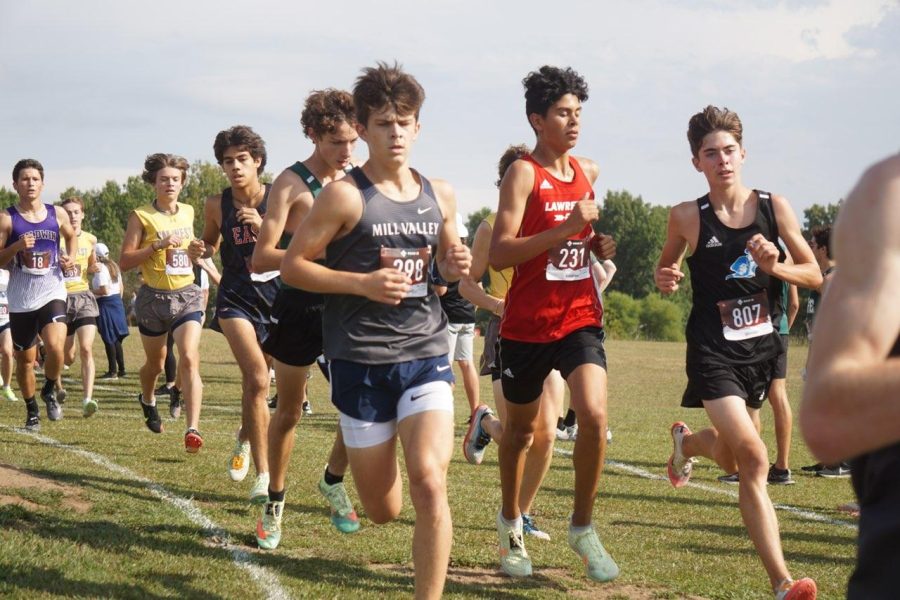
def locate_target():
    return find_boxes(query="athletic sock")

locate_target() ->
[499,512,522,530]
[563,409,577,428]
[323,467,343,486]
[557,417,565,430]
[25,397,38,415]
[268,488,285,502]
[41,379,56,396]
[569,520,591,535]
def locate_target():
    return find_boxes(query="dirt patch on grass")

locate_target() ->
[370,563,709,599]
[0,463,92,513]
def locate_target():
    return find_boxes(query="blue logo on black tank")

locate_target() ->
[725,249,758,280]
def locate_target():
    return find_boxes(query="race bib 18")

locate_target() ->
[20,250,52,276]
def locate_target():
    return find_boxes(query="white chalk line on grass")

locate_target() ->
[2,425,291,600]
[554,447,857,531]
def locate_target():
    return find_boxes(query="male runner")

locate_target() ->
[280,62,470,600]
[119,153,206,451]
[0,159,77,429]
[200,125,276,504]
[488,66,618,582]
[800,153,900,600]
[251,89,361,547]
[655,105,819,599]
[59,197,100,417]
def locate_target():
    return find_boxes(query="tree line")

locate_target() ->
[1,167,839,341]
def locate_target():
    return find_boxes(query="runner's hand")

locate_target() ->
[363,268,412,305]
[188,239,205,260]
[443,243,471,278]
[59,253,75,271]
[591,234,616,260]
[655,263,684,294]
[18,233,35,250]
[563,193,599,234]
[236,207,263,233]
[746,234,778,274]
[155,234,181,250]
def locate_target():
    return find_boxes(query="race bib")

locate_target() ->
[717,291,773,341]
[546,239,590,281]
[380,247,430,298]
[63,264,83,283]
[20,250,52,276]
[165,248,192,276]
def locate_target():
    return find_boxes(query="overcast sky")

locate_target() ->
[1,0,897,222]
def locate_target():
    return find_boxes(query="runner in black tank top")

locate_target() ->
[248,89,361,551]
[201,126,276,505]
[656,106,821,599]
[800,153,900,599]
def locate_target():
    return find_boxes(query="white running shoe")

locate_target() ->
[568,525,619,582]
[249,472,270,505]
[667,421,693,488]
[497,512,532,577]
[228,437,251,482]
[256,499,283,550]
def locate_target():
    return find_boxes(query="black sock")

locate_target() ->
[268,488,285,502]
[563,409,577,428]
[557,417,565,430]
[25,397,38,415]
[41,379,56,396]
[323,467,343,486]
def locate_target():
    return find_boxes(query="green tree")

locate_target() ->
[181,160,229,234]
[0,187,19,209]
[597,190,668,298]
[802,201,841,236]
[464,207,492,245]
[639,294,685,341]
[603,291,641,339]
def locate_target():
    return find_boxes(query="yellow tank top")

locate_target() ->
[134,203,195,290]
[62,230,96,293]
[484,213,513,298]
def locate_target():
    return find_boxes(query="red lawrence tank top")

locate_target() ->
[500,154,603,342]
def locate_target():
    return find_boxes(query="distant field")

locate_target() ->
[0,330,856,599]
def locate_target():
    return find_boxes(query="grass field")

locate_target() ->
[0,330,857,599]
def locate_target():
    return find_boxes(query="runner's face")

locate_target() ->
[358,106,419,166]
[13,168,43,202]
[63,203,83,230]
[154,167,183,202]
[531,94,581,150]
[314,121,358,171]
[221,147,261,188]
[693,131,745,185]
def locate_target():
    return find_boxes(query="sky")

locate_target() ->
[1,0,898,222]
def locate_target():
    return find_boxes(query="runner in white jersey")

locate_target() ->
[0,268,17,402]
[0,159,77,430]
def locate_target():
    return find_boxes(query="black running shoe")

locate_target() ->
[41,384,62,421]
[801,462,824,472]
[155,383,173,397]
[139,394,163,433]
[767,465,795,485]
[99,372,119,380]
[169,388,182,419]
[267,394,278,409]
[24,412,40,431]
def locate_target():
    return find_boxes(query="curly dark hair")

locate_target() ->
[811,225,832,259]
[301,89,356,140]
[353,61,425,126]
[213,125,267,175]
[13,158,44,182]
[687,105,743,158]
[141,153,189,185]
[523,66,589,121]
[496,144,530,187]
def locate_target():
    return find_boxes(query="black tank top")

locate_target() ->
[218,184,272,284]
[848,335,900,598]
[685,191,785,365]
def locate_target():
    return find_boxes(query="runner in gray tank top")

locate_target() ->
[280,63,471,600]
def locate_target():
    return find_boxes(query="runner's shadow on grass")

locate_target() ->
[683,543,854,566]
[0,564,224,600]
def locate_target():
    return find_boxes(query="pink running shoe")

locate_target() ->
[667,421,693,488]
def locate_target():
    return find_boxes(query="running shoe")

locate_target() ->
[667,421,693,488]
[228,437,251,482]
[817,463,851,478]
[249,472,269,505]
[555,425,571,441]
[24,411,40,431]
[775,577,817,600]
[566,424,578,440]
[606,426,612,445]
[256,499,284,550]
[184,428,203,453]
[767,465,795,485]
[463,404,493,465]
[497,512,532,577]
[302,400,312,415]
[42,393,62,421]
[139,394,163,433]
[155,383,172,397]
[267,394,278,409]
[568,525,619,582]
[3,386,18,402]
[801,462,823,473]
[98,372,118,381]
[522,514,550,541]
[82,398,98,418]
[117,370,127,378]
[169,388,182,419]
[55,387,67,405]
[717,472,740,485]
[318,476,361,533]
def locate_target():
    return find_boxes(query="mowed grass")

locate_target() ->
[0,330,857,599]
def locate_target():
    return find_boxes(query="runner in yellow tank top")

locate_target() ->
[119,153,207,452]
[60,198,101,416]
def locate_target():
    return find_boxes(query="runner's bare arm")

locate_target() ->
[655,201,695,294]
[746,195,821,289]
[801,155,900,463]
[251,170,309,273]
[280,180,410,305]
[56,206,77,270]
[0,212,25,266]
[119,212,155,271]
[200,195,223,259]
[433,178,471,282]
[490,159,596,270]
[459,220,505,315]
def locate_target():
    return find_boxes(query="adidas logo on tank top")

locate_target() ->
[705,236,722,248]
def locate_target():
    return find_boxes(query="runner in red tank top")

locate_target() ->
[488,65,618,583]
